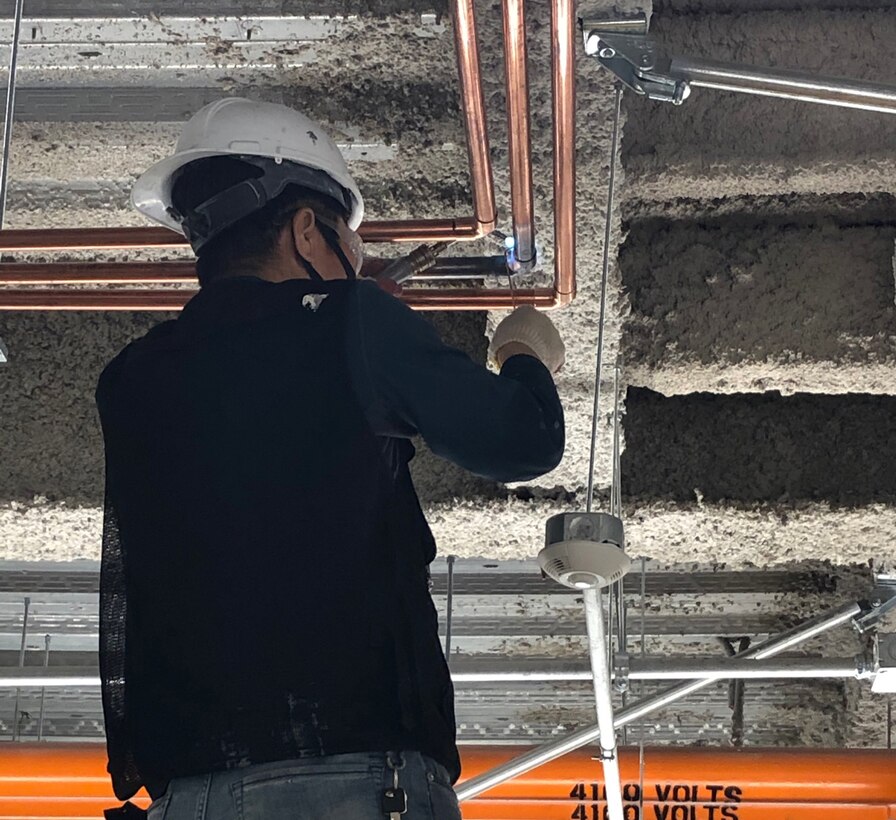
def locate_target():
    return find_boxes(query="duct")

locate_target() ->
[0,0,576,312]
[455,601,862,801]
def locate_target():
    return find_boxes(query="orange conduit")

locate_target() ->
[1,745,895,819]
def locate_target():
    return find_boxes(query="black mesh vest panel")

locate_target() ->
[97,279,458,800]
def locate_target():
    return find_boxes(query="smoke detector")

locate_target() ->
[539,512,631,590]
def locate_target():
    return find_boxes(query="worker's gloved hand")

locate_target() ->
[488,305,565,374]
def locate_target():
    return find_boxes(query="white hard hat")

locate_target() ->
[131,97,364,234]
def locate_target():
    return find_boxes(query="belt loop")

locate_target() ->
[386,751,406,772]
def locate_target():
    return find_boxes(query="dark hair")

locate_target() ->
[171,156,349,287]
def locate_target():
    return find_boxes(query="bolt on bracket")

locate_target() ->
[614,650,631,694]
[853,575,896,634]
[582,21,691,105]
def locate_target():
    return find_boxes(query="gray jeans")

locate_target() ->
[147,751,462,820]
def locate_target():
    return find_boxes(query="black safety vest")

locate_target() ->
[96,279,459,801]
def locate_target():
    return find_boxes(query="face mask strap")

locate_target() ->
[315,217,359,281]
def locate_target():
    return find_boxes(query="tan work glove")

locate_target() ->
[488,305,565,374]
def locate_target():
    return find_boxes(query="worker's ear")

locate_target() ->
[290,207,319,259]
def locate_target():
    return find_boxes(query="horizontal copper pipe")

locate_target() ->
[0,261,194,284]
[0,287,557,311]
[0,226,185,252]
[0,257,508,285]
[0,0,575,311]
[0,217,486,254]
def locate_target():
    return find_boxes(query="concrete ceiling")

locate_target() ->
[0,0,894,750]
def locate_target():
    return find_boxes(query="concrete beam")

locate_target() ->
[622,388,896,503]
[622,9,896,201]
[620,205,896,395]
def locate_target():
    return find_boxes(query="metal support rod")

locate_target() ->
[610,358,622,517]
[11,596,30,742]
[583,587,624,820]
[669,57,896,116]
[445,555,456,661]
[37,635,50,741]
[611,358,627,705]
[0,0,24,226]
[455,601,861,801]
[585,83,623,513]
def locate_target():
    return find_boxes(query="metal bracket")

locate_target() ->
[853,575,896,634]
[614,650,630,694]
[581,16,690,105]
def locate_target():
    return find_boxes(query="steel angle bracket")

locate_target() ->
[581,16,690,105]
[853,575,896,634]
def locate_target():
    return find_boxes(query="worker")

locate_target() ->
[96,98,566,820]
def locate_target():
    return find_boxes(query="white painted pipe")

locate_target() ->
[452,657,863,682]
[583,587,624,820]
[0,656,864,688]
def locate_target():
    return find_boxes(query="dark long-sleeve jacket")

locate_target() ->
[95,275,564,801]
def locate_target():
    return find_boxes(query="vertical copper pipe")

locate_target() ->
[453,0,498,234]
[551,0,576,304]
[502,0,536,268]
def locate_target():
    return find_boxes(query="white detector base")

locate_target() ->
[539,512,631,590]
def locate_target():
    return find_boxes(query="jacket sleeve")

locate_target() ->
[347,281,565,483]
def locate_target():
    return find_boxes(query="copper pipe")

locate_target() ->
[551,0,576,305]
[359,216,483,243]
[0,287,557,311]
[0,227,184,252]
[502,0,536,267]
[454,0,497,233]
[0,218,485,253]
[0,0,576,311]
[0,262,195,284]
[0,257,508,285]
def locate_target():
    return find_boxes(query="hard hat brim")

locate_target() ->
[131,148,234,236]
[132,148,365,235]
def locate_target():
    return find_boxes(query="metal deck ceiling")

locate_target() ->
[0,558,872,748]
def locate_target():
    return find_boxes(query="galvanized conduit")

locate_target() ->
[456,602,862,801]
[0,656,865,688]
